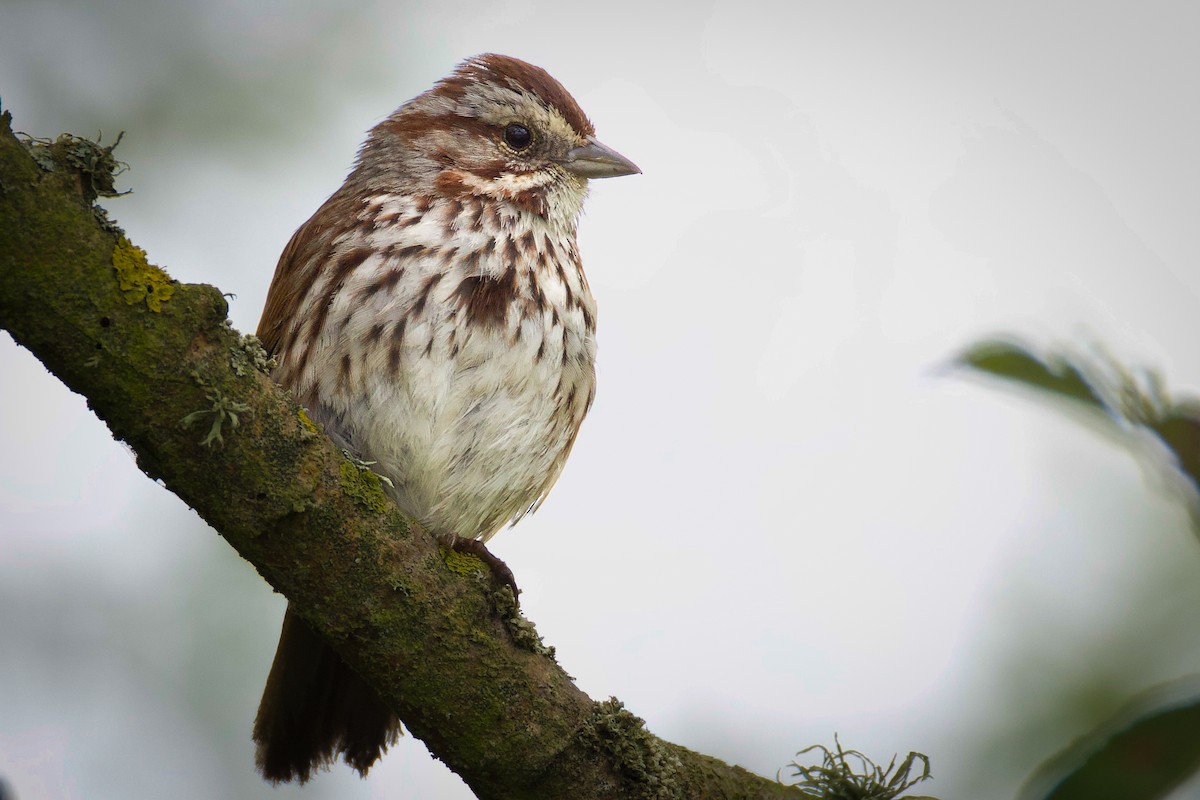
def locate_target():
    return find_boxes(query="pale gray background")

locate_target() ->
[2,2,1199,798]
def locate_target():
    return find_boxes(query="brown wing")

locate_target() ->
[257,191,362,359]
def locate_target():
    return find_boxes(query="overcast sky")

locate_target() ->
[3,2,1200,798]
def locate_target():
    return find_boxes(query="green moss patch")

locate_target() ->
[442,546,485,577]
[340,460,391,514]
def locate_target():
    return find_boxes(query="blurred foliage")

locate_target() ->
[960,338,1200,529]
[4,0,415,155]
[1021,682,1200,800]
[961,337,1200,799]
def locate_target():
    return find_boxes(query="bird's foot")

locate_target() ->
[448,536,520,605]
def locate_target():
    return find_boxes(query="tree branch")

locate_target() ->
[0,107,803,799]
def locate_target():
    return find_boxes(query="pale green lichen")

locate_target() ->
[229,329,276,376]
[181,389,251,447]
[339,460,391,513]
[19,130,128,200]
[112,236,175,311]
[492,586,556,658]
[582,698,683,800]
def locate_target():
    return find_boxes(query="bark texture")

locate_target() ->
[0,108,803,799]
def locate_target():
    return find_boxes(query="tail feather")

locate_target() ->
[253,606,401,783]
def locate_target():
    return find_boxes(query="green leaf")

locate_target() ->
[957,337,1200,530]
[958,340,1105,410]
[1023,686,1200,800]
[1149,405,1200,495]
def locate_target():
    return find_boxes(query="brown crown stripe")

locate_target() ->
[436,54,595,138]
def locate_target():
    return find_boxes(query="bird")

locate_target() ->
[250,53,639,783]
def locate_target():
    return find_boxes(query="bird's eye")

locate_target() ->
[503,123,533,151]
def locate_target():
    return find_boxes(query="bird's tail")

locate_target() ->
[253,605,401,783]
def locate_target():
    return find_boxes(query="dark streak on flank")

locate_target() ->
[502,236,520,267]
[518,229,537,257]
[299,246,375,370]
[387,319,407,375]
[454,269,518,328]
[412,272,443,316]
[359,267,405,300]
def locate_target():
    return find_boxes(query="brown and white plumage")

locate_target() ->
[252,54,638,783]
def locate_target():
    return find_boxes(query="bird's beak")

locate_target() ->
[559,136,641,179]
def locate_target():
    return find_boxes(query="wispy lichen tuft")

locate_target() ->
[181,390,251,447]
[785,735,932,799]
[19,129,128,201]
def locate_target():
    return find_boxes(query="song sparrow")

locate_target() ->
[251,54,639,783]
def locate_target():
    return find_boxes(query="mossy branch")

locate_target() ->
[0,108,821,798]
